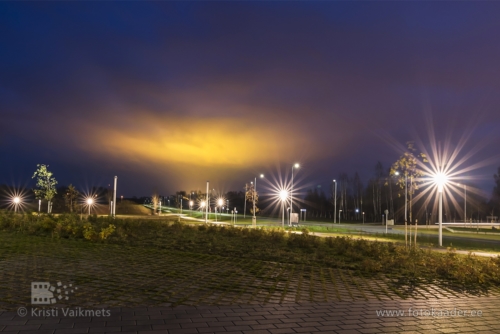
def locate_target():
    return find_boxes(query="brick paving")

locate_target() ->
[2,232,500,332]
[2,238,499,311]
[1,297,500,333]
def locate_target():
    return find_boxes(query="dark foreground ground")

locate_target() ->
[2,297,500,334]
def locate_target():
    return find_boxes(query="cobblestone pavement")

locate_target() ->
[2,236,500,311]
[2,233,500,332]
[1,296,500,333]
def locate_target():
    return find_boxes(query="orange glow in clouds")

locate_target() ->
[81,113,316,168]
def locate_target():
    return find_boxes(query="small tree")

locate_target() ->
[151,192,159,214]
[390,142,427,247]
[64,184,79,213]
[245,184,260,215]
[32,164,58,213]
[390,142,427,222]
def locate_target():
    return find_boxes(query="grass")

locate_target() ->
[367,231,500,252]
[1,211,500,297]
[451,227,500,234]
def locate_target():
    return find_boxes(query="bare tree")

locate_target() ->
[64,184,79,213]
[151,192,159,214]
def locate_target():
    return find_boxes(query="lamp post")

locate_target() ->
[217,198,224,221]
[464,184,467,223]
[333,179,337,224]
[339,209,342,224]
[244,183,247,219]
[205,181,209,224]
[279,190,289,228]
[13,197,21,213]
[434,172,447,247]
[439,184,443,246]
[362,212,365,224]
[86,198,94,216]
[200,200,206,219]
[290,163,299,226]
[159,200,162,216]
[253,174,264,227]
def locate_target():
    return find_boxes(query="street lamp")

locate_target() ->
[434,172,448,247]
[362,212,365,224]
[253,174,264,227]
[217,198,224,221]
[333,180,337,224]
[13,196,21,213]
[457,183,467,223]
[339,209,342,224]
[279,190,289,228]
[290,163,299,226]
[200,200,206,218]
[189,200,193,210]
[86,197,94,216]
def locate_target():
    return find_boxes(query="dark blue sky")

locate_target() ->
[1,2,500,197]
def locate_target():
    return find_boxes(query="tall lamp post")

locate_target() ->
[339,209,342,224]
[456,183,467,224]
[333,179,337,224]
[205,181,209,224]
[86,198,94,216]
[253,174,264,227]
[13,197,21,213]
[463,184,467,223]
[244,183,247,219]
[290,163,299,226]
[279,190,289,228]
[217,198,224,221]
[200,201,206,219]
[434,172,447,247]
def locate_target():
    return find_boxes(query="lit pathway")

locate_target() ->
[2,296,500,333]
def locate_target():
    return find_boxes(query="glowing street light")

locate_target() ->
[217,198,224,221]
[279,189,289,228]
[290,163,300,226]
[434,171,448,247]
[13,196,21,213]
[189,200,194,210]
[200,200,206,220]
[86,197,94,215]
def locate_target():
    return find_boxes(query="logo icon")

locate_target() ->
[31,281,77,305]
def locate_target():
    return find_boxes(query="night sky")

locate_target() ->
[2,2,500,197]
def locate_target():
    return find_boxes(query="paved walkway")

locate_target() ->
[2,296,500,334]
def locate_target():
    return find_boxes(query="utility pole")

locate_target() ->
[113,176,117,217]
[333,179,337,224]
[205,181,209,224]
